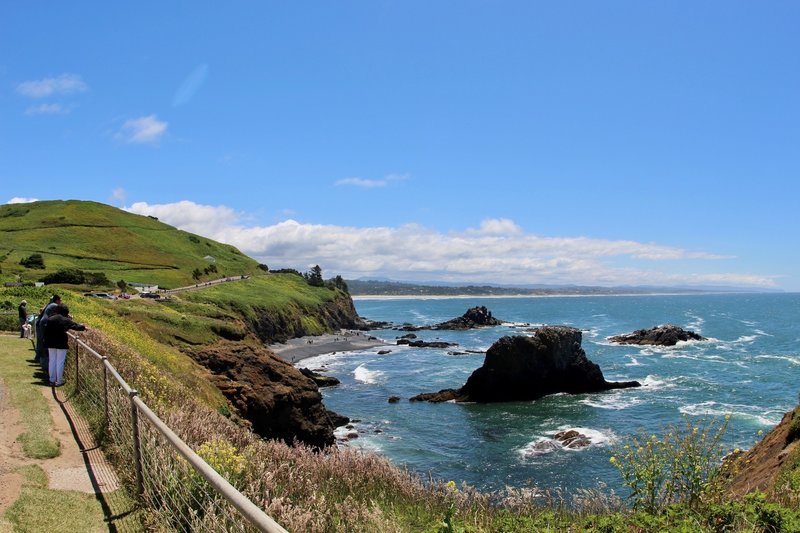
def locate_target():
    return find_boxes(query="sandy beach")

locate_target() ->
[268,330,389,364]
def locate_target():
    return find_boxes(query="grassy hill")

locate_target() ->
[0,200,260,289]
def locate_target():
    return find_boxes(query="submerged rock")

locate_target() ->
[410,326,640,403]
[609,324,705,346]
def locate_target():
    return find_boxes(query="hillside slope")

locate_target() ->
[0,200,363,447]
[0,200,259,288]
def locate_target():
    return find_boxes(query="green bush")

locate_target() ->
[19,254,45,269]
[610,416,729,513]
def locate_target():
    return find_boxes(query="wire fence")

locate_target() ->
[65,333,289,533]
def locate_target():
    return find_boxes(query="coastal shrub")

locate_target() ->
[610,416,729,513]
[39,268,110,286]
[19,253,45,269]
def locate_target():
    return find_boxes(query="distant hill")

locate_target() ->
[0,200,261,289]
[345,279,771,297]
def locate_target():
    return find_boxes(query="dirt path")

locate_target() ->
[0,381,25,515]
[0,368,120,515]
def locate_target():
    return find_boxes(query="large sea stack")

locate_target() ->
[410,326,640,403]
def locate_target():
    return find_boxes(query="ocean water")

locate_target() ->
[300,293,800,494]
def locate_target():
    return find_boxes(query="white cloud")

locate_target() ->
[126,201,239,236]
[335,173,408,188]
[117,115,168,144]
[16,74,88,98]
[25,103,67,115]
[7,197,39,204]
[123,200,776,288]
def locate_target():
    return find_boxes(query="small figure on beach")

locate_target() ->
[44,304,87,387]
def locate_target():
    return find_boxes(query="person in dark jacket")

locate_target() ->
[35,294,61,367]
[44,304,86,386]
[18,300,28,338]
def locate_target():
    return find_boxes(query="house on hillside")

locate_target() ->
[129,282,159,293]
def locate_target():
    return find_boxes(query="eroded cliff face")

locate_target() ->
[249,294,362,343]
[191,342,345,448]
[723,407,800,499]
[185,292,360,448]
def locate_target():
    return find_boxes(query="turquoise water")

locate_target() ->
[302,293,800,494]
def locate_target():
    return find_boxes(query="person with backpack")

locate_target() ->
[44,304,87,387]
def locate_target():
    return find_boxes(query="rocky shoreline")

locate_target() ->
[268,330,388,363]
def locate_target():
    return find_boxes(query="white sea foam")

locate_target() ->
[753,329,773,337]
[755,355,800,366]
[354,364,384,384]
[580,392,641,410]
[642,375,673,389]
[679,401,783,426]
[685,313,705,333]
[625,357,643,367]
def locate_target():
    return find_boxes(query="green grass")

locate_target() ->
[5,465,142,533]
[0,200,261,288]
[0,336,60,459]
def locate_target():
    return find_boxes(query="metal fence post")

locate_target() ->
[129,389,144,498]
[102,357,109,432]
[74,337,80,392]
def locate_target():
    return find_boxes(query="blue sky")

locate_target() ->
[2,2,798,290]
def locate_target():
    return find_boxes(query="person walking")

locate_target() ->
[18,300,28,338]
[44,304,86,387]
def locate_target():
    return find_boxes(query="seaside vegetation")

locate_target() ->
[1,201,798,530]
[2,285,799,531]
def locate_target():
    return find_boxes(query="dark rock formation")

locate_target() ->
[377,350,392,355]
[388,396,401,403]
[394,306,504,332]
[397,339,458,349]
[410,326,640,403]
[434,306,503,330]
[192,342,345,447]
[553,429,592,449]
[299,367,341,388]
[609,324,705,346]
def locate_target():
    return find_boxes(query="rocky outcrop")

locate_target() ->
[397,339,458,349]
[298,367,341,388]
[410,326,640,403]
[609,325,705,346]
[434,306,503,330]
[723,407,800,498]
[396,306,503,332]
[250,293,363,343]
[192,342,345,448]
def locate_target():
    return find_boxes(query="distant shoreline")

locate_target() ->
[350,291,752,301]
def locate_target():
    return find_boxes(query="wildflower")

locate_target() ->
[446,480,457,491]
[758,430,764,436]
[609,456,617,464]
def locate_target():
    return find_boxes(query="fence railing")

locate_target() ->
[66,332,288,533]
